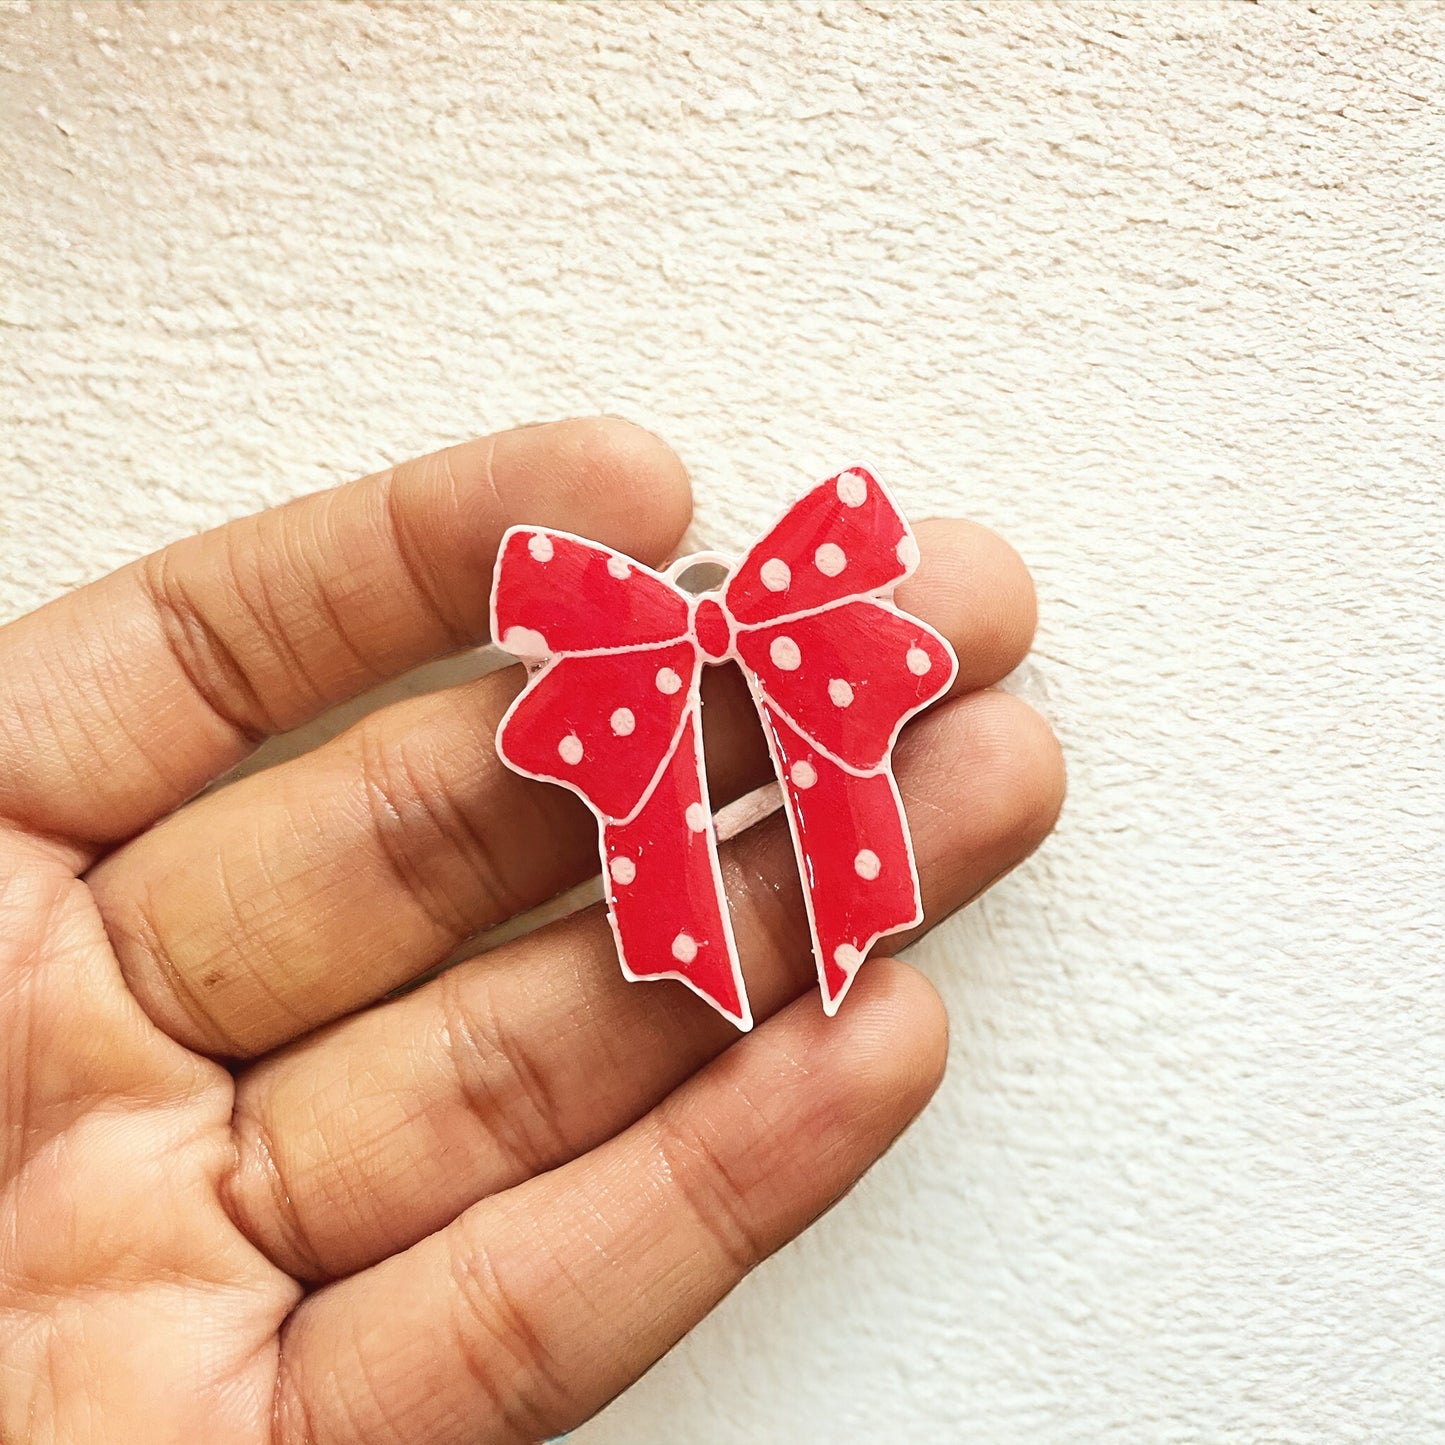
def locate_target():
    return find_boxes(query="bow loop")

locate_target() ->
[734,601,955,774]
[496,644,700,825]
[724,467,919,626]
[490,527,691,659]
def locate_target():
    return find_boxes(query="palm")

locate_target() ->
[0,421,1060,1445]
[2,893,293,1441]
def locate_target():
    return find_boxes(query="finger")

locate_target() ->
[89,518,1036,1057]
[225,687,1062,1281]
[273,958,947,1445]
[0,418,692,851]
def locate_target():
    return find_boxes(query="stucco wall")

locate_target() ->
[3,3,1441,1440]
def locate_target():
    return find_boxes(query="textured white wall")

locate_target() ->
[3,2,1442,1440]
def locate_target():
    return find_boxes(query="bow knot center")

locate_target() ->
[692,596,733,660]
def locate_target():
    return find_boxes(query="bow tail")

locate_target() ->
[599,704,752,1031]
[756,701,924,1014]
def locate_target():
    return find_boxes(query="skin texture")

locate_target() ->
[0,419,1063,1445]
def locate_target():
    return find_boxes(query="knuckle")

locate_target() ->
[96,854,300,1058]
[137,544,275,742]
[355,723,473,942]
[654,1111,769,1277]
[439,968,574,1184]
[353,717,523,943]
[448,1215,581,1440]
[98,881,235,1055]
[222,1089,330,1283]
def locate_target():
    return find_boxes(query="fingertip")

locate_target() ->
[828,958,950,1126]
[767,959,948,1151]
[969,689,1066,856]
[903,687,1065,888]
[387,418,693,622]
[907,519,1038,692]
[506,416,694,566]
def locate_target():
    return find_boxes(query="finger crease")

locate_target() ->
[379,464,473,651]
[654,1110,769,1277]
[223,1099,330,1284]
[114,883,234,1055]
[137,548,269,746]
[270,1339,319,1445]
[356,728,478,947]
[220,523,328,723]
[302,522,382,688]
[415,759,532,927]
[447,1217,578,1441]
[440,968,573,1183]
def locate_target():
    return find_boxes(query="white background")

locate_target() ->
[3,3,1442,1440]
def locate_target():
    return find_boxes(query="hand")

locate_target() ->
[0,420,1062,1444]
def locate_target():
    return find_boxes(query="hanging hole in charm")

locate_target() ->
[668,553,732,595]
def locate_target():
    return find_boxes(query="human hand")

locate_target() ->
[0,420,1063,1444]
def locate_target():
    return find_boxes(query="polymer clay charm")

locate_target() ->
[490,466,958,1029]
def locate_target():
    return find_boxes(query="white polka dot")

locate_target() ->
[672,932,698,964]
[500,625,548,659]
[609,856,636,885]
[834,943,864,976]
[760,557,791,592]
[610,707,636,736]
[814,542,847,577]
[607,555,630,579]
[896,535,920,570]
[854,849,881,881]
[836,470,868,507]
[528,532,554,563]
[557,733,583,765]
[655,667,683,695]
[906,646,932,676]
[789,759,818,789]
[770,635,802,671]
[828,678,854,707]
[685,802,708,833]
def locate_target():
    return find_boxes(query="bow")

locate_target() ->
[490,466,957,1029]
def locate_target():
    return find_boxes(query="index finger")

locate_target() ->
[0,419,691,853]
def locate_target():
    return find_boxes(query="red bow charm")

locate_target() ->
[490,466,957,1029]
